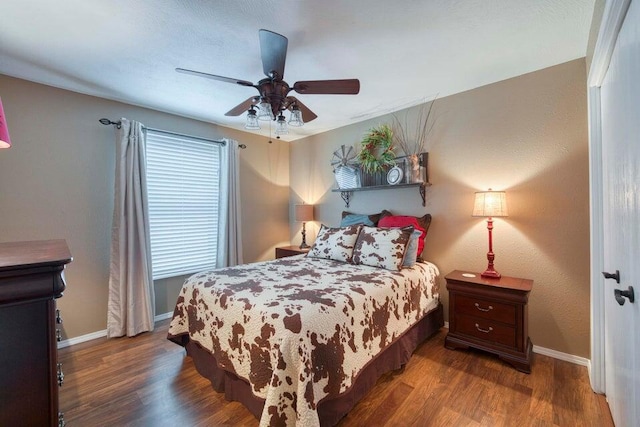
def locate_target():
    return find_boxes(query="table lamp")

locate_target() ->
[472,189,508,278]
[295,204,314,249]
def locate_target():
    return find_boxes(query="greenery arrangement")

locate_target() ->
[392,97,437,156]
[358,124,396,173]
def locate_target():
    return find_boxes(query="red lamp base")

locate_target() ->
[481,218,501,279]
[481,267,501,279]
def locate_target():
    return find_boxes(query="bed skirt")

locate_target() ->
[169,302,443,426]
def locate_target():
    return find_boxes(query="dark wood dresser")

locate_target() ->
[444,270,533,373]
[0,240,72,426]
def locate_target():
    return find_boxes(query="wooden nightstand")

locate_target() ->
[444,270,533,373]
[275,245,309,259]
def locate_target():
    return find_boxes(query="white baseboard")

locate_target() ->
[57,311,173,349]
[441,323,589,367]
[154,311,174,322]
[58,329,107,349]
[532,344,590,367]
[60,314,590,368]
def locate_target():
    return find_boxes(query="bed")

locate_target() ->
[167,221,443,426]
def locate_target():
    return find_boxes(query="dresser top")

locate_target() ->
[445,270,533,292]
[0,240,72,271]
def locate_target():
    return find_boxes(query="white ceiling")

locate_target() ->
[0,0,595,142]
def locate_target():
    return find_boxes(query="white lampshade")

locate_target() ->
[295,204,314,222]
[472,190,508,218]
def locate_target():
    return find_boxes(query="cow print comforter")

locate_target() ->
[167,255,440,426]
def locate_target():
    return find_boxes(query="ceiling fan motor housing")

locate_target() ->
[258,78,291,118]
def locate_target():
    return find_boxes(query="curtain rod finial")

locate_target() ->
[99,118,122,129]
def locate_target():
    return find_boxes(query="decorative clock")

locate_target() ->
[386,166,403,185]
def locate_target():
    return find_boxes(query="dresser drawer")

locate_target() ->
[454,294,516,325]
[455,313,516,348]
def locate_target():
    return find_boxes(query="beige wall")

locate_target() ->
[289,59,590,358]
[0,75,290,340]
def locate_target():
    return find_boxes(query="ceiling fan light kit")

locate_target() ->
[275,114,289,135]
[257,99,274,121]
[288,105,304,127]
[177,29,359,135]
[244,107,260,130]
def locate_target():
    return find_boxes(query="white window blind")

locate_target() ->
[145,130,222,280]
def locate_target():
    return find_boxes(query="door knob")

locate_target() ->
[602,270,620,283]
[614,286,635,306]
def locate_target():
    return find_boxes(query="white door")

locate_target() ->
[599,0,640,425]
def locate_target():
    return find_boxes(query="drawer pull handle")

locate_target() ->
[57,363,64,386]
[56,329,62,342]
[475,323,493,333]
[56,309,63,324]
[474,303,493,312]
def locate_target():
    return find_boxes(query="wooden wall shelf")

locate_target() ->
[331,152,430,207]
[332,182,430,208]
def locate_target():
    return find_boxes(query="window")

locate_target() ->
[145,130,223,280]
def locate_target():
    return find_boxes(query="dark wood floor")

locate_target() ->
[59,320,613,426]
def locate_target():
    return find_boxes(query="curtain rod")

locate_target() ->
[98,118,246,149]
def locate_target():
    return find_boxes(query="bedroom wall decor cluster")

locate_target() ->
[331,151,430,207]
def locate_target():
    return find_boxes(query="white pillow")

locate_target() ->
[307,224,362,263]
[352,226,414,270]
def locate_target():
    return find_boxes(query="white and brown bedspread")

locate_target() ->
[167,255,440,426]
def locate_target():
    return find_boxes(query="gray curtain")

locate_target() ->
[107,118,155,337]
[217,138,243,267]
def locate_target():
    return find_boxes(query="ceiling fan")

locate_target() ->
[176,29,360,132]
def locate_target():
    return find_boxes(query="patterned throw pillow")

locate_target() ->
[307,224,362,263]
[352,226,414,271]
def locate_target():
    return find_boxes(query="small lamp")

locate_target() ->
[0,97,11,149]
[295,204,314,249]
[472,189,508,278]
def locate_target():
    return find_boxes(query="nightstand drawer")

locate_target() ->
[456,314,516,348]
[455,294,516,325]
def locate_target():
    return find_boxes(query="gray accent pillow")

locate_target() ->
[340,213,375,227]
[402,229,423,267]
[340,211,383,226]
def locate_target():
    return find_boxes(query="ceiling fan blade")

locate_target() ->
[176,68,254,87]
[293,79,360,95]
[225,96,260,116]
[287,96,317,123]
[259,29,288,79]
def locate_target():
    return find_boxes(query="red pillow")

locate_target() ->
[378,215,427,256]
